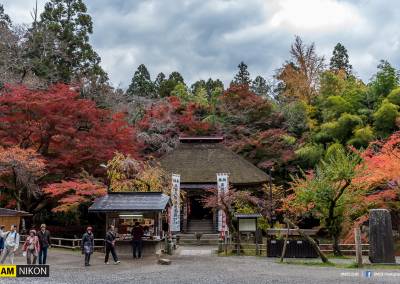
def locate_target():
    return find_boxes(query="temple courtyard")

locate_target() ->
[1,247,400,284]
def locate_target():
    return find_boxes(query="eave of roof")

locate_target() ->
[0,208,32,217]
[88,192,171,213]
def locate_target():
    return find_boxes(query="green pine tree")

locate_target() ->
[232,61,251,86]
[329,43,352,75]
[251,75,270,97]
[32,0,107,83]
[126,64,155,98]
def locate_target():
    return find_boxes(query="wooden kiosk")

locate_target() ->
[89,192,171,257]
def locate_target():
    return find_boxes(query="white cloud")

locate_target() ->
[268,0,365,33]
[2,0,400,88]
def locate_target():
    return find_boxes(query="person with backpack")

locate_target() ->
[37,224,51,264]
[22,229,40,264]
[0,224,20,264]
[81,226,95,266]
[104,225,120,265]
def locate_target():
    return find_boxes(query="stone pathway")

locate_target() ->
[1,248,399,284]
[178,245,217,256]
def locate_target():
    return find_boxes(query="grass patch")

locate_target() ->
[279,260,335,267]
[345,262,400,270]
[325,253,351,259]
[278,259,400,270]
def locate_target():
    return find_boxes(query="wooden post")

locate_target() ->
[283,217,329,263]
[280,221,290,262]
[355,227,363,267]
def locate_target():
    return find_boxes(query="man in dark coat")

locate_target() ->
[104,225,120,264]
[37,224,51,264]
[81,226,94,266]
[131,222,144,259]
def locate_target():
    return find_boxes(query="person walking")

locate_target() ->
[81,226,94,266]
[0,224,20,264]
[22,229,40,264]
[37,224,51,264]
[104,225,120,265]
[131,222,144,259]
[0,225,5,256]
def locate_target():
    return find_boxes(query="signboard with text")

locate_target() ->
[217,173,229,232]
[170,174,181,232]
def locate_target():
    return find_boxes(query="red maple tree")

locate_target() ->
[0,84,139,176]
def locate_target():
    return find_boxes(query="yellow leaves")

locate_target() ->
[107,152,171,193]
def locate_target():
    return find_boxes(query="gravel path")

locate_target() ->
[1,247,399,284]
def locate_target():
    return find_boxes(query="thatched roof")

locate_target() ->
[160,140,268,185]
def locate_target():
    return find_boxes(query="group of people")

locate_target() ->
[0,222,146,267]
[81,222,144,267]
[0,224,51,265]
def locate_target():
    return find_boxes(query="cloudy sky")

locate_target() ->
[3,0,400,88]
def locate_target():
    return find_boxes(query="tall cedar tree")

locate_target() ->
[251,75,270,97]
[36,0,107,83]
[126,64,155,98]
[329,43,352,75]
[232,61,251,86]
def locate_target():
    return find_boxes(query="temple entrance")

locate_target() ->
[183,192,216,233]
[189,195,212,220]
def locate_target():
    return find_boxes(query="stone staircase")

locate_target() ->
[177,233,220,245]
[177,219,219,245]
[187,219,215,234]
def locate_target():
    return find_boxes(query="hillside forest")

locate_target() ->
[0,1,399,249]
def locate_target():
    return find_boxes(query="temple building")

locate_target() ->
[160,136,269,233]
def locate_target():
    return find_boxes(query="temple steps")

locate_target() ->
[176,219,219,245]
[176,233,220,245]
[186,219,216,234]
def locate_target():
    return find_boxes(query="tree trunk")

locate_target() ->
[332,235,342,256]
[280,221,290,262]
[284,217,329,263]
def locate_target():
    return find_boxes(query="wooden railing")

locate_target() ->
[20,235,105,250]
[219,241,369,256]
[319,243,370,255]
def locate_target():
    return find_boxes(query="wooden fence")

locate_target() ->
[19,235,369,256]
[219,242,369,256]
[20,235,105,250]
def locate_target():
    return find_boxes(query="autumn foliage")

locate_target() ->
[0,84,138,175]
[0,146,46,211]
[43,179,107,212]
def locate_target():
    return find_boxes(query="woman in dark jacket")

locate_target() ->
[81,226,94,266]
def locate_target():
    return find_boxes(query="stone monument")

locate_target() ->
[369,209,396,264]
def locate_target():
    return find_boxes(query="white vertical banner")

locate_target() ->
[170,174,181,232]
[217,173,229,232]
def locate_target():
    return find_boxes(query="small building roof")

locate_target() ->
[234,213,262,219]
[160,141,269,185]
[88,192,170,212]
[0,208,32,217]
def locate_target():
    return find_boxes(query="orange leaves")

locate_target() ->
[354,131,400,205]
[43,180,107,212]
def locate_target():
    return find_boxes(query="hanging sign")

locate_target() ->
[170,174,181,232]
[217,173,229,232]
